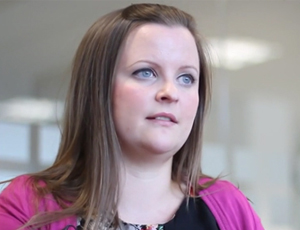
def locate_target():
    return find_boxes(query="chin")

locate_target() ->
[142,142,183,156]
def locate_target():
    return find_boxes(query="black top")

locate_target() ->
[76,197,220,230]
[164,197,220,230]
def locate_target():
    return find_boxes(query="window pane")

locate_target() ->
[0,122,29,163]
[39,124,60,166]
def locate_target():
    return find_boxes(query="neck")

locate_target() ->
[118,155,185,224]
[120,155,174,191]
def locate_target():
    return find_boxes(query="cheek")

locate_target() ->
[184,94,199,120]
[113,83,148,142]
[113,83,146,123]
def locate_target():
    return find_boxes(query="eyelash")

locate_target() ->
[132,68,156,79]
[178,74,195,85]
[132,68,195,85]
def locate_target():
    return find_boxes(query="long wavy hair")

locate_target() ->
[21,3,213,229]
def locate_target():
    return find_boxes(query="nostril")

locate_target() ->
[161,96,169,100]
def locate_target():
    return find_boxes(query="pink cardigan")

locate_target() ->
[0,175,264,229]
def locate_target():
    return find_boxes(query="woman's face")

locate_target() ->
[113,23,199,158]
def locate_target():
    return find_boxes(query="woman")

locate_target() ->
[0,3,264,230]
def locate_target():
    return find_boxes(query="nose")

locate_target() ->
[155,80,179,103]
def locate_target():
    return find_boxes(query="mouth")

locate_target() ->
[146,113,178,123]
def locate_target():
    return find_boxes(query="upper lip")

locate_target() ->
[146,112,178,123]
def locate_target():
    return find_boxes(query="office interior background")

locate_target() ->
[0,1,299,229]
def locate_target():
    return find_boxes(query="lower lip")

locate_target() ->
[146,118,176,127]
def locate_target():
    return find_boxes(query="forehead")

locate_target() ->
[117,23,199,69]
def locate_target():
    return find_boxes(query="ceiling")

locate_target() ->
[0,0,299,123]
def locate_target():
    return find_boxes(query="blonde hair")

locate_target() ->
[23,3,213,229]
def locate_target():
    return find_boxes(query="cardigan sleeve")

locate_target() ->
[199,179,264,230]
[0,175,77,230]
[0,175,36,230]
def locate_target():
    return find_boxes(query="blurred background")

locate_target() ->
[0,0,299,229]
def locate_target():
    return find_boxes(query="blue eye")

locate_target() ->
[178,75,194,85]
[132,68,156,79]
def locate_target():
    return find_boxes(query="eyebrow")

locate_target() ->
[127,60,199,75]
[178,65,199,75]
[126,60,158,69]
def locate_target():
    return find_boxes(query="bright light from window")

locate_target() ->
[208,37,282,70]
[0,98,63,124]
